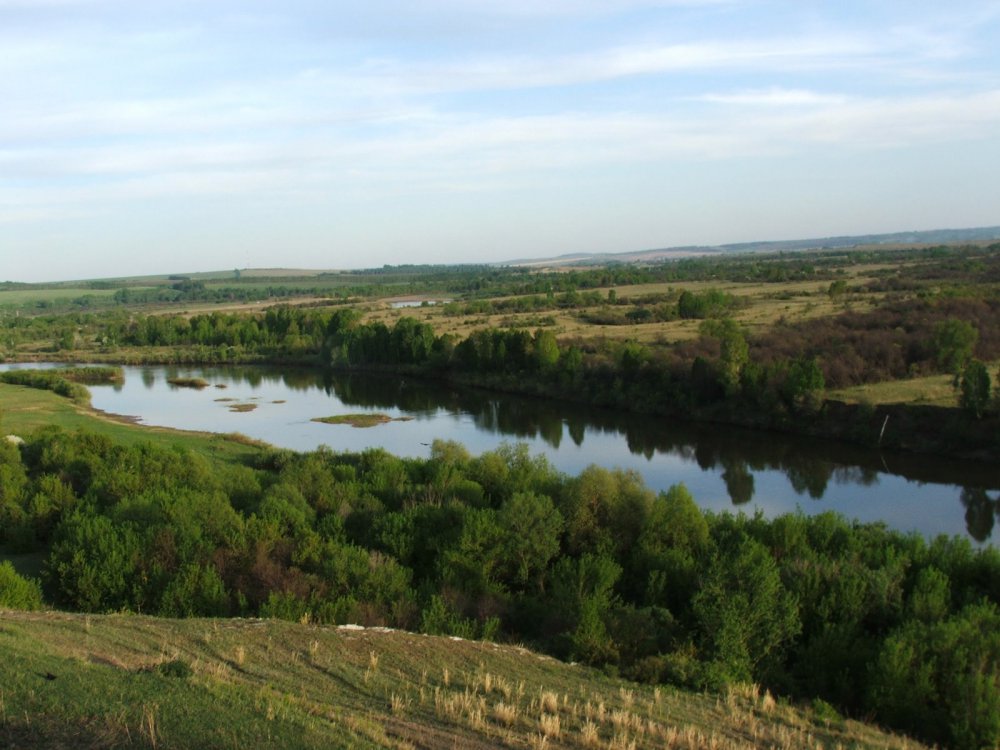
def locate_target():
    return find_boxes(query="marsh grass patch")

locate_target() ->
[311,413,414,428]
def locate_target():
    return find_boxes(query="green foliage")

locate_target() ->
[420,594,479,639]
[907,566,951,623]
[632,484,708,610]
[933,318,978,380]
[551,553,622,665]
[533,329,560,370]
[159,563,230,617]
[677,288,737,319]
[959,359,991,417]
[870,602,1000,750]
[8,426,1000,748]
[44,512,142,612]
[782,357,825,411]
[700,318,748,393]
[0,561,43,610]
[0,369,91,405]
[692,531,800,684]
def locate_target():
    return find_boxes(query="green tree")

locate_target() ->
[692,532,800,684]
[44,512,142,612]
[933,318,978,383]
[0,561,43,610]
[159,562,230,617]
[533,329,560,371]
[442,508,506,594]
[870,602,1000,750]
[632,484,709,612]
[959,359,991,417]
[700,318,748,395]
[783,357,825,412]
[551,553,622,665]
[497,491,563,589]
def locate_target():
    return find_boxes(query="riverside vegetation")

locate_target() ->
[0,384,998,748]
[2,243,1000,748]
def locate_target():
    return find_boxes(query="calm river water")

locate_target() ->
[7,363,1000,544]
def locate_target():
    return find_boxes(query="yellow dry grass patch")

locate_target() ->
[829,361,1000,407]
[0,611,927,750]
[354,274,886,347]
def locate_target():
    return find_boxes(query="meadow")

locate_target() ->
[0,610,924,750]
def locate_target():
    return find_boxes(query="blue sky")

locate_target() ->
[2,0,999,282]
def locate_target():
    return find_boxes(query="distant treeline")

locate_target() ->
[6,291,1000,445]
[2,428,999,749]
[319,298,1000,424]
[9,243,998,314]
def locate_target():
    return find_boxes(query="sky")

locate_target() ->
[2,1,999,282]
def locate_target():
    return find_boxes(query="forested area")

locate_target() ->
[2,428,1000,748]
[318,301,1000,433]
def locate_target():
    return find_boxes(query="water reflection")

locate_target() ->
[312,370,1000,542]
[5,363,998,543]
[961,488,1000,543]
[721,459,755,506]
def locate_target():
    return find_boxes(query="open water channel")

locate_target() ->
[7,363,1000,544]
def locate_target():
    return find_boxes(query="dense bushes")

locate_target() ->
[750,297,1000,389]
[3,427,1000,747]
[0,561,43,610]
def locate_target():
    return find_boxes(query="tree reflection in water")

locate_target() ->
[961,488,998,543]
[79,364,1000,544]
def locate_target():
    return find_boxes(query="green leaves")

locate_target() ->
[959,358,991,417]
[0,561,43,610]
[692,532,800,685]
[933,318,978,380]
[871,602,1000,750]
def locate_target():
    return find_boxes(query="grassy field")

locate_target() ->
[0,383,264,465]
[358,276,883,346]
[829,373,961,407]
[0,610,924,750]
[0,287,121,305]
[828,360,1000,407]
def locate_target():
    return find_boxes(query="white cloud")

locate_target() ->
[700,88,850,107]
[4,85,998,223]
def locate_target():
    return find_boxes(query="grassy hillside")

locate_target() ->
[0,382,264,464]
[0,610,923,750]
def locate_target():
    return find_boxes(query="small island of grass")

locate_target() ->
[311,413,413,428]
[228,403,257,413]
[167,377,210,389]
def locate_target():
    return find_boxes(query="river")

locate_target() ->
[6,363,999,544]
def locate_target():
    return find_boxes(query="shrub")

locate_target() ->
[0,561,43,610]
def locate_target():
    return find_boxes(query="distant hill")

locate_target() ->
[501,225,1000,268]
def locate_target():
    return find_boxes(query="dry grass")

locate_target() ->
[353,272,886,349]
[0,611,929,750]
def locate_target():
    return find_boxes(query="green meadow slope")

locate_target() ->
[0,610,923,750]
